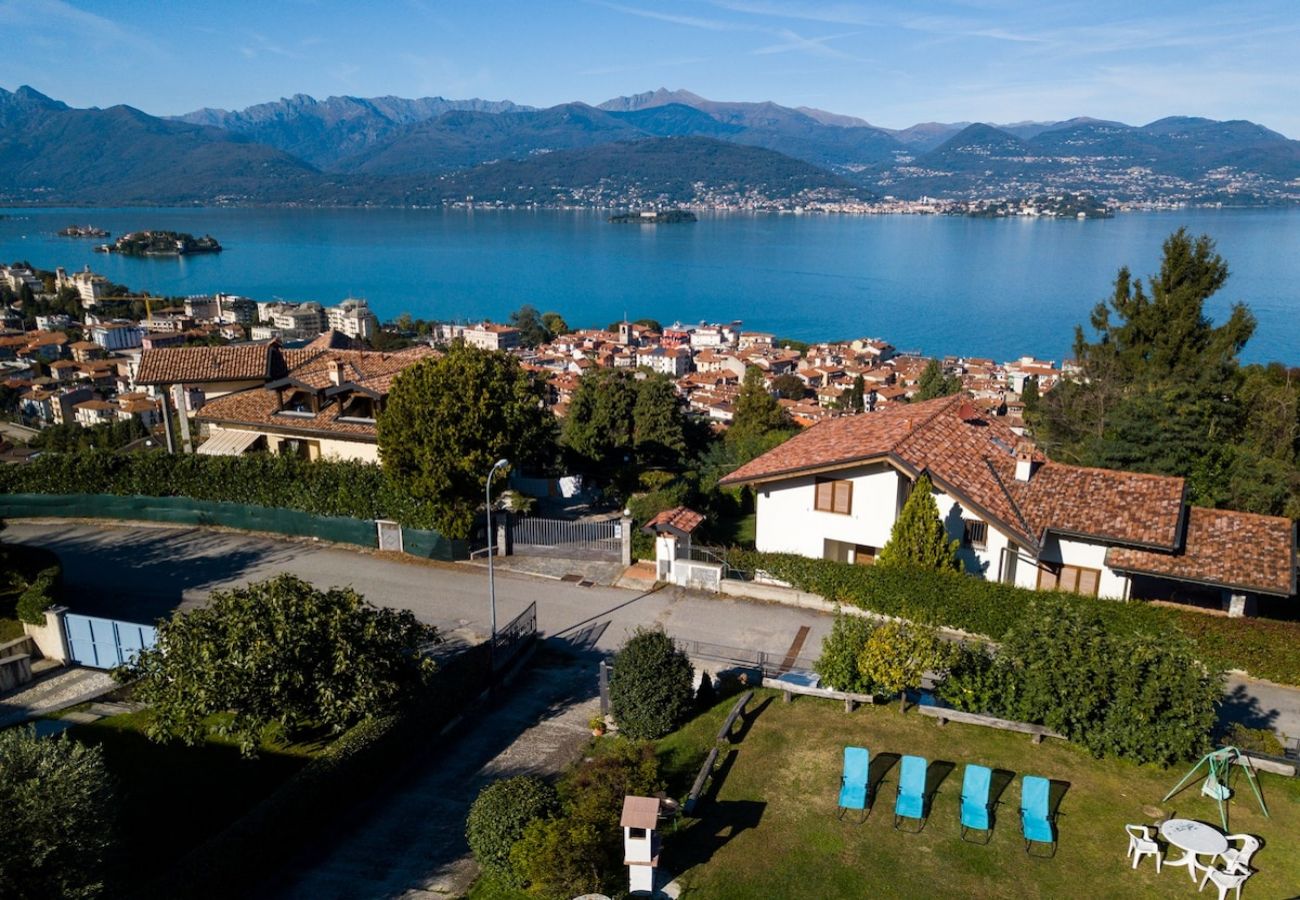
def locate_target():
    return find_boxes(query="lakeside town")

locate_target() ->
[0,257,1058,453]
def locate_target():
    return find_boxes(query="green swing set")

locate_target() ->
[1162,746,1269,829]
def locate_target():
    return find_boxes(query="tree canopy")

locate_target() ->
[728,366,791,444]
[0,728,113,900]
[540,311,569,337]
[123,574,439,756]
[1029,228,1299,515]
[875,474,961,571]
[378,342,557,537]
[915,359,963,401]
[563,369,687,477]
[508,304,552,348]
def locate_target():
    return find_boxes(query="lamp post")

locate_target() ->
[485,458,510,664]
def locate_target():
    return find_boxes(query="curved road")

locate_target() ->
[6,520,1296,742]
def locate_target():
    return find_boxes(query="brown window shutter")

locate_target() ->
[1037,566,1059,591]
[833,480,853,514]
[815,480,833,511]
[1077,568,1100,597]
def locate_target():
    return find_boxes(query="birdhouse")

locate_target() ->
[621,795,661,895]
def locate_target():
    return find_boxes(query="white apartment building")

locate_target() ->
[90,321,144,352]
[463,322,521,351]
[55,266,110,307]
[326,298,378,340]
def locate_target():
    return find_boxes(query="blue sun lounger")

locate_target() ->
[838,746,869,820]
[960,764,993,842]
[1020,775,1056,855]
[894,754,929,831]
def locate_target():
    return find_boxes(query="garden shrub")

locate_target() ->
[609,627,695,740]
[466,775,559,886]
[813,610,875,693]
[937,598,1221,765]
[0,727,113,900]
[510,740,662,899]
[1222,723,1286,756]
[856,620,948,711]
[724,549,1300,687]
[15,565,60,624]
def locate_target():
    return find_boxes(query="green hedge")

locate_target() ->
[149,641,500,899]
[0,451,438,528]
[725,550,1300,687]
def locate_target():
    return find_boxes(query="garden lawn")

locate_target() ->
[658,691,1300,899]
[66,710,322,893]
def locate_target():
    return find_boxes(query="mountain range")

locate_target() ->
[3,84,1299,207]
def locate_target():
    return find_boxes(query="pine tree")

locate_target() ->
[849,373,865,413]
[875,474,961,571]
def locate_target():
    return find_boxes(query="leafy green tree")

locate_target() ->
[728,366,789,443]
[466,776,560,887]
[814,610,875,693]
[771,372,806,400]
[609,627,694,740]
[123,574,439,756]
[378,343,556,538]
[563,370,687,476]
[857,620,947,711]
[540,311,569,337]
[509,304,552,347]
[875,474,961,571]
[0,728,113,900]
[915,359,962,401]
[634,318,663,334]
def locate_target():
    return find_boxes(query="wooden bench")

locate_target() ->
[683,746,720,815]
[760,676,875,712]
[715,690,754,744]
[917,705,1064,744]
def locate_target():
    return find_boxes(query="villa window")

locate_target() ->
[962,519,988,550]
[814,477,853,515]
[1038,563,1101,597]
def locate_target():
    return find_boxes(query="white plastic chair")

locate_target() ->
[1219,834,1260,874]
[1200,865,1252,900]
[1125,824,1162,872]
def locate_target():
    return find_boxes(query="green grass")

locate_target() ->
[67,710,323,892]
[0,616,22,642]
[659,691,1300,899]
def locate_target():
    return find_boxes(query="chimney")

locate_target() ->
[329,359,346,386]
[1015,444,1038,482]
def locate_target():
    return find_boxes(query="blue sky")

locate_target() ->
[3,0,1298,136]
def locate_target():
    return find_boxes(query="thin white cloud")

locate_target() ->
[0,0,165,57]
[752,28,865,60]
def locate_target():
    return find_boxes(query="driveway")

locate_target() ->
[6,520,1298,743]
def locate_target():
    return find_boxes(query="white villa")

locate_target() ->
[721,396,1296,616]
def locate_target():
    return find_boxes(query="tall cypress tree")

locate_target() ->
[876,474,962,571]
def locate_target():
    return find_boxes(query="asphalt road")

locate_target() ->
[6,520,1296,742]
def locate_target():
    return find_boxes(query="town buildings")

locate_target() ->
[463,322,522,351]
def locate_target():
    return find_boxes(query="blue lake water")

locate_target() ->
[2,206,1298,364]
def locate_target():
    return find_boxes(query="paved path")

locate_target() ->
[7,520,1299,744]
[0,666,116,729]
[262,648,599,900]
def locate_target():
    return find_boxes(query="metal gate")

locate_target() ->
[64,614,157,669]
[509,515,622,560]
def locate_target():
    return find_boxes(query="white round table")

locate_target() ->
[1160,819,1228,881]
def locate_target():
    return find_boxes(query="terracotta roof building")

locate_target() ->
[722,395,1295,613]
[194,344,436,463]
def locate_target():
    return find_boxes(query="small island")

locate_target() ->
[96,230,223,256]
[58,224,110,238]
[608,209,697,224]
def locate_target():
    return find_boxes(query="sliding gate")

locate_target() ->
[508,515,623,560]
[64,614,157,669]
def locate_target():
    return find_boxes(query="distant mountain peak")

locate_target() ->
[597,88,709,112]
[2,85,67,110]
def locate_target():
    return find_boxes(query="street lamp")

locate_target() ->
[485,458,510,662]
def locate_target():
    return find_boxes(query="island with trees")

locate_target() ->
[97,230,222,256]
[956,193,1113,219]
[608,209,697,224]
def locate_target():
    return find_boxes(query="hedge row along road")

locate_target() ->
[5,520,1298,742]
